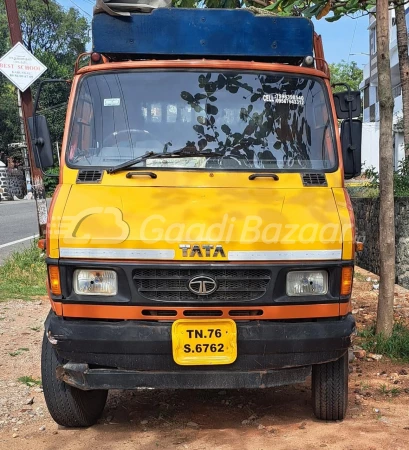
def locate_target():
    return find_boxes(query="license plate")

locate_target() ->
[172,319,237,366]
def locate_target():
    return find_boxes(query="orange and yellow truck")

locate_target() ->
[31,6,362,427]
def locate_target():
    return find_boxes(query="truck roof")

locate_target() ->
[92,8,314,64]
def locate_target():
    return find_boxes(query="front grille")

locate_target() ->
[133,268,271,303]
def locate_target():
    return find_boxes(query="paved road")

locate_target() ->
[0,200,40,264]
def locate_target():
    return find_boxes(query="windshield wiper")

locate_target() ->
[107,151,156,174]
[107,148,223,174]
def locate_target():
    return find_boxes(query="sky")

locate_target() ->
[58,0,370,68]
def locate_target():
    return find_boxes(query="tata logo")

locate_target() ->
[188,276,218,295]
[179,244,226,258]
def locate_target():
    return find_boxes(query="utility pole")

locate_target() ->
[17,91,33,195]
[4,0,47,237]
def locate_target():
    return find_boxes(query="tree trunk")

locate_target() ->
[376,0,395,338]
[395,1,409,156]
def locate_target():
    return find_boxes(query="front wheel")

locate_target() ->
[312,352,349,421]
[41,333,107,427]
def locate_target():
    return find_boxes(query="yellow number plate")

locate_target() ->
[172,319,237,366]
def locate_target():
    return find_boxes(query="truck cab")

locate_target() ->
[33,7,362,427]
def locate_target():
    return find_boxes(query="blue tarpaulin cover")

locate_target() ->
[92,8,314,60]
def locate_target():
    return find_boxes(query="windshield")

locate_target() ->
[67,70,336,171]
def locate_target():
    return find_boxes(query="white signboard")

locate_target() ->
[0,42,47,92]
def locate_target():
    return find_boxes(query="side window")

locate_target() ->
[167,104,178,123]
[79,98,93,151]
[69,92,93,160]
[150,103,162,123]
[370,28,377,56]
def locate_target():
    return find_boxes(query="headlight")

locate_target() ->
[286,270,328,296]
[73,269,118,296]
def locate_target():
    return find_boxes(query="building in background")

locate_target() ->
[359,6,409,171]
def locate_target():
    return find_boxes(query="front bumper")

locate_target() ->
[46,311,355,390]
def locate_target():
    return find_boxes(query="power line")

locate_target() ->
[347,21,358,65]
[68,0,91,17]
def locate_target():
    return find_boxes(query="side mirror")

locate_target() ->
[31,78,71,176]
[28,115,54,170]
[333,90,361,119]
[341,119,362,179]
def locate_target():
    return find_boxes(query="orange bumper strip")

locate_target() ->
[50,300,350,321]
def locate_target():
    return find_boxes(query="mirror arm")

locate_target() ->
[32,79,71,178]
[332,82,357,176]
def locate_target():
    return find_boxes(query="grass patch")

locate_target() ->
[17,376,41,387]
[354,271,368,282]
[360,381,371,391]
[0,243,46,301]
[8,348,29,357]
[359,322,409,361]
[346,185,379,198]
[378,384,400,397]
[29,326,41,332]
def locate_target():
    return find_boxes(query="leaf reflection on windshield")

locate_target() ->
[179,72,315,169]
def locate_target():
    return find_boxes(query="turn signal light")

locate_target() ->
[340,266,353,297]
[37,239,46,250]
[48,266,61,296]
[356,242,364,252]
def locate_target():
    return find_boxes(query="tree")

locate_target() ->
[255,0,395,337]
[0,0,89,155]
[394,2,409,156]
[18,0,88,57]
[253,0,376,19]
[376,0,395,338]
[329,60,363,92]
[0,8,20,155]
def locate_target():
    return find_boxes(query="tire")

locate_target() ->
[312,352,349,421]
[41,333,108,427]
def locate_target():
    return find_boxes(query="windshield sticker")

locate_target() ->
[263,94,305,106]
[104,98,121,107]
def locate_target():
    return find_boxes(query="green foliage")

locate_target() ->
[362,158,409,197]
[0,84,20,157]
[346,184,379,198]
[0,242,46,301]
[43,166,60,196]
[359,322,409,362]
[18,0,89,57]
[0,12,19,156]
[9,348,29,356]
[175,0,247,7]
[329,60,363,92]
[265,0,375,23]
[0,0,89,156]
[17,376,42,387]
[364,165,380,188]
[394,157,409,196]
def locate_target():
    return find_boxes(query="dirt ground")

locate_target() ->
[1,267,409,450]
